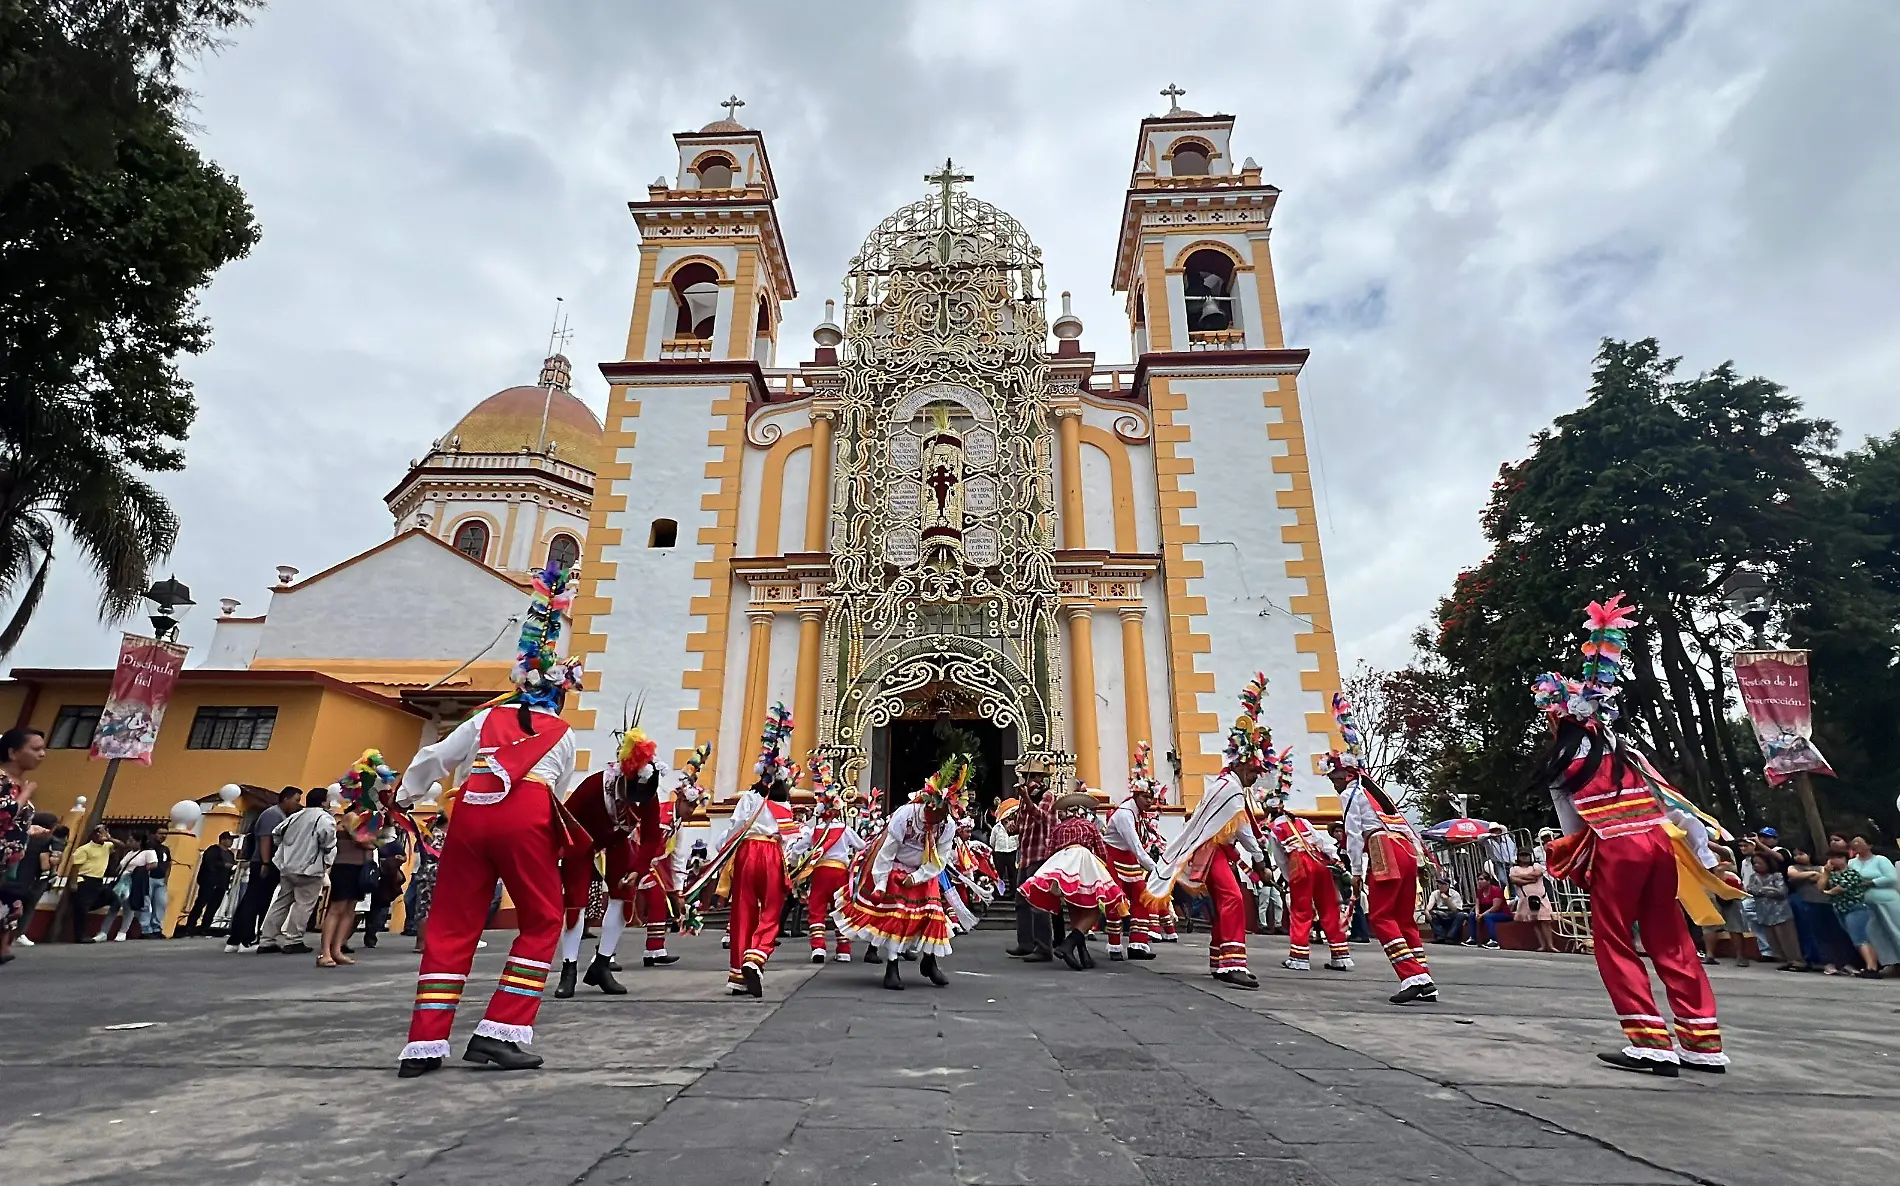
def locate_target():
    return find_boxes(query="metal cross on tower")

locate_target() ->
[1160,83,1186,112]
[925,157,973,226]
[720,94,745,121]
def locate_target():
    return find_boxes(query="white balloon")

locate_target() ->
[169,800,204,830]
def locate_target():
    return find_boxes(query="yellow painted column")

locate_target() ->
[738,608,775,790]
[1056,408,1086,549]
[792,607,824,786]
[804,411,834,552]
[1118,606,1153,753]
[1066,604,1101,787]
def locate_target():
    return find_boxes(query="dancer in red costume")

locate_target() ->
[1144,676,1275,989]
[634,743,707,966]
[394,561,584,1078]
[1260,748,1354,973]
[685,704,804,998]
[835,755,967,990]
[1532,595,1728,1076]
[794,755,863,964]
[1102,744,1161,962]
[1329,692,1436,1005]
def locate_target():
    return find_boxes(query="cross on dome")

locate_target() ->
[721,94,745,120]
[925,157,974,227]
[1160,83,1186,112]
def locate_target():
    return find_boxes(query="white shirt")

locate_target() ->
[871,802,957,885]
[1265,814,1337,871]
[988,822,1018,854]
[728,790,811,857]
[814,823,864,863]
[1104,801,1157,873]
[397,706,578,807]
[1341,780,1415,877]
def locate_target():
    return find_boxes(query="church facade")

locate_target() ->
[571,99,1348,814]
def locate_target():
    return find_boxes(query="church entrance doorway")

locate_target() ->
[874,717,1014,825]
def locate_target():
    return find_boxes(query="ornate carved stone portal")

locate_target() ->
[819,170,1067,789]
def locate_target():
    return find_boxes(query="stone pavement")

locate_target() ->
[3,924,1896,1185]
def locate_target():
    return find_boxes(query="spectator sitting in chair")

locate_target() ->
[1476,868,1512,948]
[1426,876,1477,945]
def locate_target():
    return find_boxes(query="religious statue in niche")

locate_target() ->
[920,404,965,561]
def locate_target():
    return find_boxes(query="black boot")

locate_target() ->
[1077,935,1096,970]
[1057,934,1083,971]
[584,951,628,995]
[553,960,578,999]
[741,962,764,998]
[1390,981,1432,1005]
[866,946,883,963]
[883,955,904,990]
[644,952,680,967]
[462,1035,544,1071]
[397,1056,441,1079]
[919,953,949,986]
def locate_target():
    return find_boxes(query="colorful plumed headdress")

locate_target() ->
[1128,740,1162,798]
[915,753,971,816]
[498,559,583,712]
[1533,593,1636,724]
[339,748,398,812]
[1255,744,1287,811]
[755,702,795,786]
[1223,674,1272,772]
[1276,745,1296,793]
[1320,692,1365,775]
[676,742,711,791]
[810,752,845,820]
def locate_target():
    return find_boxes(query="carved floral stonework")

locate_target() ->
[818,182,1069,788]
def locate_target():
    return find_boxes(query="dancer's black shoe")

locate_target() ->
[463,1035,543,1071]
[741,962,764,998]
[1389,981,1433,1005]
[882,956,904,990]
[1213,970,1258,990]
[1077,937,1096,970]
[397,1057,441,1079]
[919,953,949,986]
[584,951,627,995]
[553,960,578,999]
[643,953,679,967]
[1057,936,1083,970]
[1596,1051,1679,1077]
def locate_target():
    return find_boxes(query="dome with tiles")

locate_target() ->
[439,355,604,473]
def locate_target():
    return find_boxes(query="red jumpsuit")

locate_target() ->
[1552,741,1724,1067]
[1344,781,1431,990]
[558,773,642,959]
[1103,801,1155,956]
[711,791,801,990]
[1268,815,1351,968]
[805,821,863,960]
[400,707,574,1059]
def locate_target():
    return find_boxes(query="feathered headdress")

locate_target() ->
[495,559,583,712]
[755,702,795,786]
[338,749,400,845]
[1256,743,1288,811]
[1276,746,1296,793]
[1533,593,1636,723]
[915,753,971,816]
[1320,691,1365,774]
[810,753,851,820]
[1129,740,1159,797]
[676,742,712,791]
[1223,673,1272,772]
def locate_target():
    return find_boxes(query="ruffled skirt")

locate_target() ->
[1021,846,1130,922]
[834,859,954,957]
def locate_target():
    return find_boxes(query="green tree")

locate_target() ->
[1407,338,1865,832]
[0,0,261,655]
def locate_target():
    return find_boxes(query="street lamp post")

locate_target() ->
[1720,570,1828,857]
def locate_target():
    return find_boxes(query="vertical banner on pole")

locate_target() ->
[1732,649,1835,787]
[90,634,190,766]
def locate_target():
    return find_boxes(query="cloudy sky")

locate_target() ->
[9,0,1897,675]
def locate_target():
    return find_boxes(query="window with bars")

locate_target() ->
[186,706,279,751]
[49,705,103,749]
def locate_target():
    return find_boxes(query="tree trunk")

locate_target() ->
[1656,617,1741,826]
[1689,622,1761,825]
[1641,628,1711,801]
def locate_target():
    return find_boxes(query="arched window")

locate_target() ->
[545,533,580,571]
[451,520,489,563]
[1183,249,1238,332]
[648,518,679,549]
[671,262,721,339]
[1170,142,1210,176]
[695,154,734,188]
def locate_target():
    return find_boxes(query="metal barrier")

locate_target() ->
[1421,826,1592,951]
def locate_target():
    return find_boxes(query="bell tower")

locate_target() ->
[1111,86,1346,809]
[567,101,796,784]
[621,96,794,365]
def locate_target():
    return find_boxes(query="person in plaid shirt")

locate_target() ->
[1021,792,1130,970]
[1007,760,1058,961]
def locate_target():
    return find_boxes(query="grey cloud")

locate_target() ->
[6,1,1894,695]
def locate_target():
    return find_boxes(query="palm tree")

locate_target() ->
[0,458,179,658]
